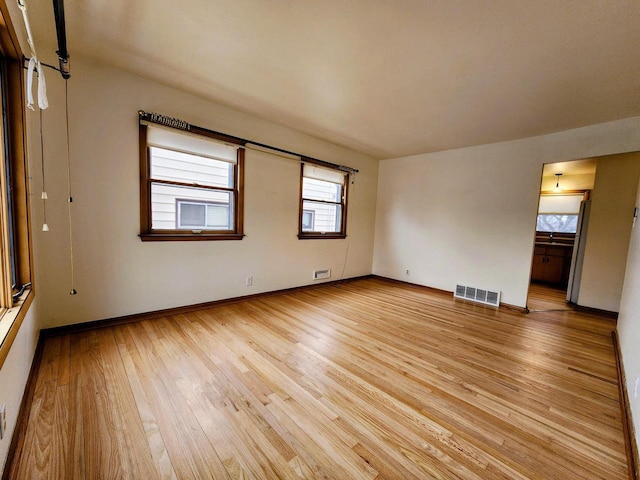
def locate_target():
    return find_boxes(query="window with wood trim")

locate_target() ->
[298,163,348,239]
[0,15,35,369]
[139,123,245,241]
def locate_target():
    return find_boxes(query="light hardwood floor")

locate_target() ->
[527,283,572,312]
[6,277,627,479]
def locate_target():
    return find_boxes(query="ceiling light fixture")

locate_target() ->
[553,173,563,192]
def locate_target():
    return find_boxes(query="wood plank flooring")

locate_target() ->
[6,277,627,479]
[527,283,572,312]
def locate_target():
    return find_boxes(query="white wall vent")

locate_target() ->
[454,284,501,307]
[313,269,331,280]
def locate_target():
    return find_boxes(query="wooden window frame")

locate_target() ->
[298,163,349,240]
[139,124,245,242]
[0,3,35,369]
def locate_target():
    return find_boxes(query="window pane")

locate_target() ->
[151,183,234,230]
[206,204,230,228]
[302,200,342,232]
[150,146,233,188]
[536,214,578,233]
[0,60,17,290]
[302,210,314,230]
[302,177,342,202]
[179,203,206,227]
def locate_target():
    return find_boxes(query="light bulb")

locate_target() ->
[69,288,77,295]
[553,173,563,192]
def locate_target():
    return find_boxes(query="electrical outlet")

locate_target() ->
[246,276,253,287]
[0,404,6,440]
[405,269,410,276]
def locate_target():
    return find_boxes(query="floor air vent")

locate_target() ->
[454,284,501,307]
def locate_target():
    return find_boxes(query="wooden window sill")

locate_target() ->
[139,233,245,242]
[298,233,347,240]
[0,288,34,368]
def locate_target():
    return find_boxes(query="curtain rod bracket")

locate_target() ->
[56,52,71,79]
[53,0,71,79]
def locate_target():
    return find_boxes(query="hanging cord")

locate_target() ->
[16,0,36,58]
[39,108,49,231]
[339,173,356,282]
[64,80,76,295]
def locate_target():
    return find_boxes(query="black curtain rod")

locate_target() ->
[52,0,71,78]
[139,110,359,174]
[22,56,64,74]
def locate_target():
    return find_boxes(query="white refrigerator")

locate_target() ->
[566,200,591,303]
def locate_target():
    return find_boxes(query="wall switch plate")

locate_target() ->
[246,276,253,287]
[0,404,6,440]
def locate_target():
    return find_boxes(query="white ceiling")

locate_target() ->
[20,0,640,159]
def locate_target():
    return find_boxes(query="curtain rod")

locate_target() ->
[22,56,63,74]
[138,110,359,174]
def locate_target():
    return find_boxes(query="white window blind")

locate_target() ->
[303,163,346,184]
[538,194,583,214]
[145,124,238,163]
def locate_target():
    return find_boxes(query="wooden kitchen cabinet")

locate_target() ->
[531,245,573,286]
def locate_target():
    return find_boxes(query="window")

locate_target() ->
[536,214,578,233]
[177,200,231,229]
[536,193,584,233]
[298,163,348,239]
[0,25,35,368]
[139,123,244,240]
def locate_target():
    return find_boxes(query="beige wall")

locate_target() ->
[373,116,640,307]
[617,173,640,457]
[579,153,640,312]
[0,301,39,473]
[27,57,378,328]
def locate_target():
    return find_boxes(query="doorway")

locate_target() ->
[527,159,596,312]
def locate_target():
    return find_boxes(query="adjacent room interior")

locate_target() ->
[528,159,598,312]
[1,1,640,479]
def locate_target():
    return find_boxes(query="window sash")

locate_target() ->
[301,200,342,233]
[150,183,236,232]
[150,146,234,189]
